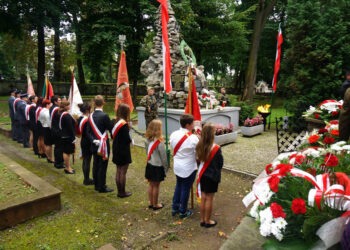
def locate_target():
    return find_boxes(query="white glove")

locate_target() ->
[93,140,100,146]
[72,139,76,144]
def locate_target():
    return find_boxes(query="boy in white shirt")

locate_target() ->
[170,114,199,219]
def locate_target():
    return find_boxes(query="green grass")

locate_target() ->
[0,162,37,202]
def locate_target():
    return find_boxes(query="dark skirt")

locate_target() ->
[37,122,45,137]
[61,137,75,154]
[145,163,165,182]
[43,127,54,145]
[200,175,219,193]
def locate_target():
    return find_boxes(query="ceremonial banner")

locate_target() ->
[157,0,172,93]
[68,70,83,117]
[272,24,283,91]
[27,72,35,96]
[185,67,201,121]
[42,75,54,100]
[115,51,134,113]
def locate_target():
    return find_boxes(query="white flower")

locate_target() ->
[302,148,320,158]
[334,141,346,146]
[255,183,274,204]
[272,161,281,168]
[259,207,273,224]
[274,232,284,241]
[277,152,295,161]
[330,144,343,152]
[342,145,350,151]
[274,217,288,230]
[304,106,316,116]
[330,124,339,130]
[260,222,272,237]
[250,200,260,219]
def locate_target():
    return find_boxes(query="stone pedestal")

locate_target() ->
[241,124,264,137]
[137,107,241,135]
[215,131,238,145]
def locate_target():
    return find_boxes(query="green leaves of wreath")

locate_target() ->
[180,40,197,66]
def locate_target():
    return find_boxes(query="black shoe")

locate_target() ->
[23,145,30,148]
[99,187,114,193]
[117,192,132,198]
[204,220,217,228]
[47,159,55,164]
[200,222,206,227]
[64,169,75,174]
[180,210,194,219]
[17,140,23,144]
[39,154,47,159]
[54,164,65,169]
[172,209,179,216]
[148,205,153,209]
[153,203,164,211]
[83,179,94,185]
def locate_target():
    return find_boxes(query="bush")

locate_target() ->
[228,95,254,126]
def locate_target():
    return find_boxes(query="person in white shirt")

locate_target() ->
[38,99,54,163]
[170,114,199,219]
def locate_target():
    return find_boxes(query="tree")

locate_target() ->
[280,0,350,117]
[241,0,278,103]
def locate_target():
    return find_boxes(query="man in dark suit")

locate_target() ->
[17,93,30,148]
[8,89,16,140]
[50,95,64,169]
[13,90,22,143]
[87,95,114,193]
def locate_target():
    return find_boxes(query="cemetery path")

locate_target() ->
[0,135,251,250]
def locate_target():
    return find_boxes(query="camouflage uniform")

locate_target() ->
[140,94,158,128]
[217,93,229,106]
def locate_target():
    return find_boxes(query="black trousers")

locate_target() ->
[32,128,39,154]
[82,154,92,182]
[21,123,30,147]
[13,119,20,141]
[10,117,15,140]
[92,153,109,191]
[54,136,64,167]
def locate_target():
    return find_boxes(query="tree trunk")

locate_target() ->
[37,25,45,95]
[242,0,277,104]
[73,13,86,92]
[53,20,62,82]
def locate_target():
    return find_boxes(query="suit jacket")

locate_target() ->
[28,104,37,130]
[77,116,91,152]
[201,147,224,183]
[112,122,132,166]
[50,104,60,136]
[17,100,27,125]
[60,113,76,141]
[86,110,112,153]
[339,88,350,141]
[13,98,21,122]
[8,96,15,119]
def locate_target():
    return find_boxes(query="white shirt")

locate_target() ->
[38,108,51,128]
[170,127,199,178]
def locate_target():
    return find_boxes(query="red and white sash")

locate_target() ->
[35,107,43,124]
[88,112,109,160]
[111,119,127,140]
[173,132,192,156]
[59,111,71,130]
[25,104,36,121]
[147,139,161,162]
[13,98,20,114]
[196,144,220,199]
[78,116,88,135]
[50,106,59,123]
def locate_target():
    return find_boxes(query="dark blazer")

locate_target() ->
[28,105,37,130]
[50,104,60,135]
[17,100,27,125]
[112,122,132,166]
[14,98,21,122]
[77,116,92,156]
[8,96,15,120]
[86,110,112,153]
[202,147,224,183]
[60,113,76,142]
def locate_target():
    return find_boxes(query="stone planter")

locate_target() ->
[241,124,264,137]
[305,118,326,132]
[215,131,238,145]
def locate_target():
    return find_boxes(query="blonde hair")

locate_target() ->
[145,120,163,141]
[196,123,216,162]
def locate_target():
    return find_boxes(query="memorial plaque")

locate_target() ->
[194,79,202,92]
[172,74,185,91]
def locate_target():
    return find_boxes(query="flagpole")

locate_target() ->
[268,91,274,129]
[164,91,170,167]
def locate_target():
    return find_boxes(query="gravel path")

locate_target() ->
[221,130,278,175]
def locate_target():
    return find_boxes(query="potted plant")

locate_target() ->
[241,115,264,137]
[214,123,237,145]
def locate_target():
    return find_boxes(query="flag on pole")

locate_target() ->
[185,66,201,121]
[68,68,83,117]
[115,51,134,113]
[27,72,35,96]
[42,75,54,100]
[272,24,283,92]
[157,0,172,93]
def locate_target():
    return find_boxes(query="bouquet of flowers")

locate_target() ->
[303,100,343,122]
[215,123,234,135]
[244,115,264,127]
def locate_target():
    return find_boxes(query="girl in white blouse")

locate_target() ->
[38,99,54,163]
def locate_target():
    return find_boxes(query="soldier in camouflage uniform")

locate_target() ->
[140,88,158,128]
[217,88,229,107]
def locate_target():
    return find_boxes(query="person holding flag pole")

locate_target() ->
[268,23,283,129]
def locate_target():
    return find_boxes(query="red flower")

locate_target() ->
[332,111,339,117]
[290,154,306,165]
[339,105,343,109]
[305,168,316,176]
[318,129,328,134]
[308,135,320,144]
[315,113,320,119]
[323,137,335,144]
[278,164,293,176]
[265,164,273,174]
[268,175,280,192]
[325,153,338,167]
[291,198,307,215]
[270,202,286,218]
[331,130,339,136]
[330,120,339,125]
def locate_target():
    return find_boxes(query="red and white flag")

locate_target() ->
[157,0,172,93]
[27,72,35,96]
[272,24,283,92]
[68,70,83,117]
